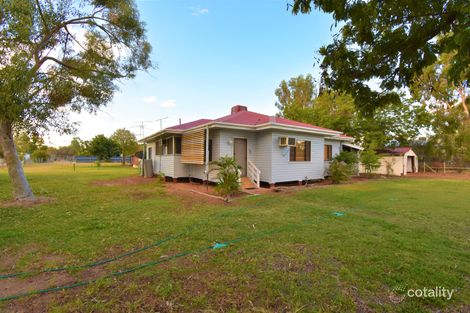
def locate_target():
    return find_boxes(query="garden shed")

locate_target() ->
[364,147,419,176]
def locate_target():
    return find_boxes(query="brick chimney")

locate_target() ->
[231,105,248,114]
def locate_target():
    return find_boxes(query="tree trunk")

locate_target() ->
[121,150,125,165]
[458,85,469,119]
[0,120,34,200]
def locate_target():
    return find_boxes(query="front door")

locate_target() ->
[233,138,247,176]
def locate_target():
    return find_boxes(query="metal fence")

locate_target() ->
[74,156,131,163]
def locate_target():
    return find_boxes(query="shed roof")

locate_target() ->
[376,147,414,155]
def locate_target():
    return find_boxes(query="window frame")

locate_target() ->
[324,144,333,161]
[289,140,311,162]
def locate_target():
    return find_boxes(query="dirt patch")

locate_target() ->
[0,197,54,208]
[165,182,232,206]
[93,176,156,187]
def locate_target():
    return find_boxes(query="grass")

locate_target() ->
[0,163,469,312]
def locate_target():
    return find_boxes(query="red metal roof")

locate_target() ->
[166,119,212,130]
[213,110,340,132]
[165,110,342,134]
[388,147,412,154]
[376,147,412,155]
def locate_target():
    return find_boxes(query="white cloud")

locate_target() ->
[142,96,157,103]
[191,7,209,16]
[160,99,176,108]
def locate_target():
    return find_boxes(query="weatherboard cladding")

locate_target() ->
[271,131,325,182]
[254,131,273,183]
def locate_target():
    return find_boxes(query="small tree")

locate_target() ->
[212,157,241,202]
[88,135,120,162]
[360,150,381,175]
[329,160,353,184]
[111,128,138,165]
[329,151,359,183]
[334,151,359,167]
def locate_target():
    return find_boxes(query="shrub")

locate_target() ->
[211,156,241,202]
[335,151,358,166]
[360,150,381,175]
[329,160,353,184]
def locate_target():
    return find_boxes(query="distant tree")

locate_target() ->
[69,137,89,156]
[54,146,75,160]
[311,91,357,137]
[88,135,120,161]
[290,0,470,112]
[111,129,138,165]
[275,75,427,148]
[275,74,317,122]
[357,100,429,149]
[14,133,43,157]
[0,0,152,200]
[31,147,49,163]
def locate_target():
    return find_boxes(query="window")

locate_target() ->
[163,137,173,155]
[324,144,333,161]
[290,140,311,162]
[147,147,152,159]
[174,137,182,154]
[287,137,296,146]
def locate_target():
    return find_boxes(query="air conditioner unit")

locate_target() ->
[279,137,296,147]
[279,137,288,147]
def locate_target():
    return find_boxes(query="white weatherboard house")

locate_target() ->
[142,106,360,188]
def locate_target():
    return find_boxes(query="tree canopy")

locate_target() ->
[290,0,470,111]
[110,128,138,164]
[88,134,119,161]
[410,53,470,162]
[275,74,426,148]
[0,0,152,199]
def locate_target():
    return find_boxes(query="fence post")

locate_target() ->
[443,161,446,174]
[423,161,426,173]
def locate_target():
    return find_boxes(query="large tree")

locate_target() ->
[275,74,427,148]
[88,134,119,161]
[0,0,151,200]
[290,0,470,112]
[411,53,470,162]
[110,128,138,165]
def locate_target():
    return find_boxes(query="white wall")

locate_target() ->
[271,131,325,183]
[323,139,341,176]
[254,131,273,183]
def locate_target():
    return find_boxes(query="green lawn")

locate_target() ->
[0,163,469,312]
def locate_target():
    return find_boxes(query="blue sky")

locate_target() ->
[48,0,336,146]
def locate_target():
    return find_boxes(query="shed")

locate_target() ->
[362,147,418,176]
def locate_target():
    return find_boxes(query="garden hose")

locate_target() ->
[0,209,353,302]
[0,204,260,280]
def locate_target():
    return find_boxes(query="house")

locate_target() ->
[141,105,360,187]
[362,147,418,176]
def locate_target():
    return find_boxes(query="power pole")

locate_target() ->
[132,117,168,176]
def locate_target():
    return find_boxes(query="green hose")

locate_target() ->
[0,205,258,280]
[0,207,354,302]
